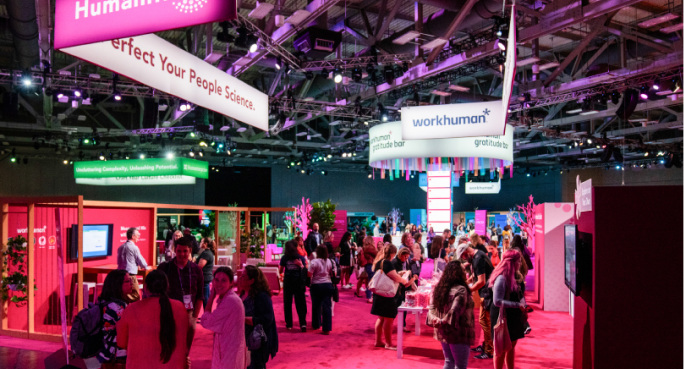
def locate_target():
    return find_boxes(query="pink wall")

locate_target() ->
[332,210,347,245]
[5,206,152,334]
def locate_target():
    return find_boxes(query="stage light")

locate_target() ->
[199,141,207,147]
[21,72,32,86]
[327,154,332,158]
[166,152,174,159]
[199,149,204,157]
[275,56,282,70]
[301,169,305,174]
[189,148,195,157]
[74,89,82,97]
[497,39,506,50]
[247,35,259,53]
[139,154,145,159]
[180,101,188,111]
[57,91,65,99]
[610,91,621,104]
[652,82,659,90]
[352,68,363,83]
[384,66,395,84]
[305,71,314,80]
[99,152,105,160]
[321,68,329,79]
[368,173,372,178]
[321,170,328,176]
[113,92,122,101]
[639,85,649,99]
[673,77,682,93]
[587,138,593,144]
[366,63,375,74]
[382,114,388,122]
[333,68,342,84]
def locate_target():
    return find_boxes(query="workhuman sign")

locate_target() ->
[61,34,268,130]
[465,179,502,194]
[369,121,513,166]
[54,0,237,49]
[401,100,506,140]
[74,157,208,179]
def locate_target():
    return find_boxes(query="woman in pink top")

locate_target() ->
[117,270,189,369]
[202,267,248,369]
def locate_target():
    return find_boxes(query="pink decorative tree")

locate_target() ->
[511,195,538,250]
[286,197,312,239]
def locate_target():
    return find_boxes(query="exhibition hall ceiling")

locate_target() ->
[0,0,681,174]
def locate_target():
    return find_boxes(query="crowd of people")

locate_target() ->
[84,220,532,369]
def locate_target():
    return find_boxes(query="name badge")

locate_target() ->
[183,294,193,310]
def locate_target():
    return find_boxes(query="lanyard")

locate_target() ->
[177,262,191,294]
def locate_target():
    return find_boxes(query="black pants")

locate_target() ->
[283,277,307,328]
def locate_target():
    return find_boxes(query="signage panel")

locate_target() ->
[76,175,196,186]
[428,199,451,210]
[475,210,488,235]
[427,176,451,188]
[74,158,208,179]
[428,210,451,222]
[61,34,268,130]
[427,188,451,199]
[369,122,514,166]
[55,0,237,49]
[465,179,502,194]
[429,222,451,233]
[574,176,592,218]
[401,100,505,140]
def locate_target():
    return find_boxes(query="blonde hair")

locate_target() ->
[323,231,334,243]
[363,236,375,249]
[401,232,413,246]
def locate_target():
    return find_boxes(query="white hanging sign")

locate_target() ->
[465,178,502,194]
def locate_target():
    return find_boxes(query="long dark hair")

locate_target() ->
[284,240,298,258]
[432,260,471,311]
[145,270,176,364]
[315,245,328,259]
[383,244,397,260]
[382,234,392,243]
[430,235,444,259]
[510,234,524,252]
[243,265,272,298]
[99,269,128,302]
[202,237,216,253]
[214,266,234,281]
[339,231,352,248]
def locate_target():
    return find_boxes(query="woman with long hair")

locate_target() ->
[278,240,308,331]
[197,237,216,308]
[338,231,357,289]
[371,244,418,350]
[202,267,248,369]
[510,235,532,278]
[165,230,183,261]
[239,265,278,369]
[488,240,501,267]
[428,260,476,369]
[308,245,336,334]
[488,250,527,369]
[356,236,377,303]
[430,235,445,260]
[117,270,189,369]
[294,236,308,259]
[97,269,132,367]
[382,233,392,244]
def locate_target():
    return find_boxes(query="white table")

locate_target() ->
[396,305,428,359]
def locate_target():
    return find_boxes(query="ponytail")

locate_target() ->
[145,270,177,364]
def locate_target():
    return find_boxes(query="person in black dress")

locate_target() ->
[488,249,527,369]
[371,244,417,350]
[338,231,357,289]
[278,240,308,331]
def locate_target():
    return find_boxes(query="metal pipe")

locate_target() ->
[5,0,40,69]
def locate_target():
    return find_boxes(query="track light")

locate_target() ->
[366,62,375,74]
[610,91,621,104]
[497,39,506,50]
[321,68,329,79]
[384,66,395,84]
[333,68,342,83]
[639,85,649,99]
[275,56,282,70]
[166,152,174,159]
[352,67,363,83]
[21,72,32,86]
[113,92,122,101]
[247,35,258,53]
[305,71,314,80]
[73,89,82,98]
[99,152,105,160]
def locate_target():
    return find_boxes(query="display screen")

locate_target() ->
[71,224,114,259]
[564,224,578,294]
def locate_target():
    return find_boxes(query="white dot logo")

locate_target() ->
[173,0,209,14]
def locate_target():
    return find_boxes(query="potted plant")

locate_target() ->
[1,235,36,307]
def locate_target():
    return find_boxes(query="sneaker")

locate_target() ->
[360,287,366,292]
[474,352,493,360]
[524,326,532,335]
[470,345,483,353]
[343,285,352,289]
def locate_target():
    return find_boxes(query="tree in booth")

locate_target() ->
[308,199,337,235]
[510,195,538,247]
[286,198,313,239]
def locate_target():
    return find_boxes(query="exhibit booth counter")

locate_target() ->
[0,196,291,342]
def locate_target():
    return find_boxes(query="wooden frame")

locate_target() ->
[0,196,292,342]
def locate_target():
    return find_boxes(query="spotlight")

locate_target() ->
[610,91,621,104]
[368,173,372,178]
[321,170,328,176]
[113,92,122,101]
[366,62,375,74]
[99,152,105,160]
[166,152,174,159]
[73,89,82,98]
[321,68,329,79]
[497,39,506,50]
[247,35,259,53]
[652,82,659,91]
[639,85,649,99]
[305,71,314,80]
[383,66,395,84]
[382,113,388,122]
[275,56,282,70]
[333,68,343,84]
[139,153,145,159]
[57,91,65,99]
[10,157,16,163]
[189,148,195,157]
[21,72,32,86]
[199,149,204,157]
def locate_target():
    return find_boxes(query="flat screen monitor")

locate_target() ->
[70,224,114,260]
[564,224,580,294]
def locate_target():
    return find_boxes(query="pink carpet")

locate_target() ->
[0,278,573,369]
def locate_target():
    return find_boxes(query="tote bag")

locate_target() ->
[368,261,399,297]
[493,304,512,355]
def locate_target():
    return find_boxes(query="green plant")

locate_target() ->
[1,236,36,307]
[309,199,337,234]
[197,211,216,238]
[248,227,265,258]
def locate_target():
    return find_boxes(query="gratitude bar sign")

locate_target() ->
[54,0,237,49]
[74,157,209,179]
[60,34,269,130]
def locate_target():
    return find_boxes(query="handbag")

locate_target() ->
[329,264,339,302]
[493,299,512,356]
[368,261,399,298]
[247,324,267,351]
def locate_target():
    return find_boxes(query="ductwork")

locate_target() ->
[6,0,40,69]
[378,0,501,55]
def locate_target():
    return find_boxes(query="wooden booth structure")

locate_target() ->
[0,196,292,342]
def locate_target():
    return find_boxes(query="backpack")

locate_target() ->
[247,324,267,351]
[70,302,104,358]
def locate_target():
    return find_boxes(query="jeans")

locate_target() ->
[479,297,493,355]
[283,278,307,328]
[310,283,333,332]
[365,264,375,299]
[440,342,470,369]
[202,282,211,309]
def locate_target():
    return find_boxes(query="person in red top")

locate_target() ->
[295,236,309,260]
[487,241,501,267]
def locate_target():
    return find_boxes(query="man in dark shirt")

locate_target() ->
[457,243,494,359]
[182,228,200,255]
[156,237,203,352]
[304,223,323,258]
[470,234,489,256]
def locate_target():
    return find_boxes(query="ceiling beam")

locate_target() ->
[606,23,674,54]
[425,0,478,66]
[573,39,613,79]
[375,0,405,39]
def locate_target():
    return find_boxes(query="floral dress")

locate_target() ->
[97,299,128,363]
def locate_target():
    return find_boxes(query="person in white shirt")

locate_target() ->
[116,227,150,302]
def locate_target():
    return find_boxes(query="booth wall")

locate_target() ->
[452,170,562,211]
[561,167,682,202]
[573,186,683,369]
[0,160,205,205]
[205,166,271,207]
[271,166,427,214]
